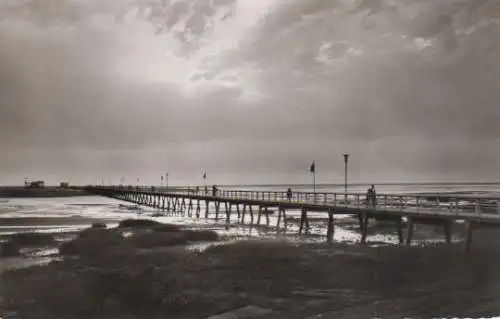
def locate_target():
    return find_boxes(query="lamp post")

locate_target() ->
[165,173,169,190]
[310,161,316,202]
[343,154,349,203]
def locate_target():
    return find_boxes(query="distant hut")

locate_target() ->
[29,181,45,188]
[60,182,69,188]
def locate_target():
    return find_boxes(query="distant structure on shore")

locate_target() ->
[60,182,69,188]
[24,180,45,188]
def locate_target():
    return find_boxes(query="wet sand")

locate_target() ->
[1,209,500,318]
[2,229,500,319]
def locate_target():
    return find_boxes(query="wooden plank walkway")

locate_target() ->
[79,186,500,252]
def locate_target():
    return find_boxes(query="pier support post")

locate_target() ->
[326,209,335,243]
[299,208,308,234]
[181,198,186,217]
[283,209,288,232]
[257,206,263,225]
[360,212,369,244]
[358,214,364,232]
[188,199,193,218]
[215,202,220,220]
[396,218,404,244]
[196,199,200,219]
[162,197,165,211]
[205,200,209,218]
[443,221,452,244]
[225,202,231,230]
[241,205,247,223]
[249,205,254,225]
[465,220,474,253]
[277,207,282,232]
[236,204,241,219]
[173,198,178,214]
[405,217,414,245]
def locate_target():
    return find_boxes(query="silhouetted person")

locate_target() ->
[371,185,377,207]
[204,185,208,195]
[212,185,218,197]
[366,184,377,208]
[286,188,292,201]
[195,186,199,193]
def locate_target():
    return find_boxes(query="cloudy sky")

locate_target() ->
[1,0,499,186]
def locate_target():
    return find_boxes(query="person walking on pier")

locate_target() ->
[212,185,218,197]
[286,188,292,201]
[366,184,377,208]
[370,185,377,207]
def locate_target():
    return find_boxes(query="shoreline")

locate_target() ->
[0,187,90,198]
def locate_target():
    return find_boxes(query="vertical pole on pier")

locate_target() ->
[343,154,349,203]
[405,217,414,245]
[326,209,335,243]
[310,161,316,203]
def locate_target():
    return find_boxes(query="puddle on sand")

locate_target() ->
[0,256,62,273]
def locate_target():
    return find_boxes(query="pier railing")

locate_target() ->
[88,185,500,216]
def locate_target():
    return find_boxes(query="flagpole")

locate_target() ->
[310,160,316,203]
[313,170,316,203]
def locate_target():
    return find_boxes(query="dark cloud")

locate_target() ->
[1,0,500,185]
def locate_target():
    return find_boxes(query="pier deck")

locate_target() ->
[80,186,500,252]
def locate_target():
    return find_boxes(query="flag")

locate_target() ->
[203,172,206,179]
[310,161,315,173]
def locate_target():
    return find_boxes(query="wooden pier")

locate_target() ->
[79,186,500,252]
